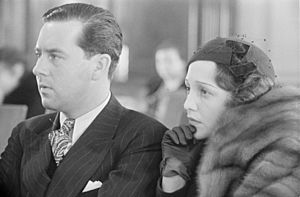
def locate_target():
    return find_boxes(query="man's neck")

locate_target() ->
[63,89,111,119]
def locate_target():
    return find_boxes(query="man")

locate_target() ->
[0,3,166,197]
[0,47,25,104]
[146,41,187,128]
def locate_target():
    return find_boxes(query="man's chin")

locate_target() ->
[41,100,56,111]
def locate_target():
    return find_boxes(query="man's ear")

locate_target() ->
[91,54,111,80]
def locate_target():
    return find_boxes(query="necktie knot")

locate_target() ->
[61,118,75,136]
[49,118,75,166]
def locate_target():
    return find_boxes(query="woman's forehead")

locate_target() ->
[186,61,218,86]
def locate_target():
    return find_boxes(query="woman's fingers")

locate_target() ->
[172,127,187,145]
[168,125,197,145]
[167,129,180,144]
[181,125,194,140]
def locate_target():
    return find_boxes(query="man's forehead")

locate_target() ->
[39,20,82,39]
[36,20,83,49]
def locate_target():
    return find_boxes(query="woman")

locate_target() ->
[156,37,300,197]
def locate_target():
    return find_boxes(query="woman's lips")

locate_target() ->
[188,117,202,124]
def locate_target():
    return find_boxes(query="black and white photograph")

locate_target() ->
[0,0,299,196]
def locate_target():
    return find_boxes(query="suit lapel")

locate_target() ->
[22,113,58,197]
[46,96,125,197]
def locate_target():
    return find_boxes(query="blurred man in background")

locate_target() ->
[4,69,45,118]
[0,47,25,104]
[0,47,45,118]
[146,41,187,128]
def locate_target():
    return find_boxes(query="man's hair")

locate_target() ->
[0,47,26,68]
[42,3,123,79]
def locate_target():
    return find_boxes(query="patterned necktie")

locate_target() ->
[49,118,75,166]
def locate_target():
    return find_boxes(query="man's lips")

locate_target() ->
[38,84,52,91]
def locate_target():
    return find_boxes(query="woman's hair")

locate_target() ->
[188,37,275,106]
[215,63,274,106]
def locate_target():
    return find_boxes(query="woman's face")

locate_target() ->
[184,61,231,139]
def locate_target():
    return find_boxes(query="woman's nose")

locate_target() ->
[184,93,197,111]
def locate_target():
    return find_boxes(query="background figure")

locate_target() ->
[0,47,25,104]
[4,72,45,118]
[156,37,300,197]
[146,41,187,128]
[0,47,45,118]
[0,3,166,197]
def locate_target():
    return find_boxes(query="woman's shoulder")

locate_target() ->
[217,85,300,137]
[234,129,300,196]
[208,85,300,165]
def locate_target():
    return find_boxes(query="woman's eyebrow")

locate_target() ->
[194,81,218,89]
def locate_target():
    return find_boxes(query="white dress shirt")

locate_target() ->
[59,92,111,145]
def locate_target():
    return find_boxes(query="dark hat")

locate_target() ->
[188,37,275,83]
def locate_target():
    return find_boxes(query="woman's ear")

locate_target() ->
[91,54,111,80]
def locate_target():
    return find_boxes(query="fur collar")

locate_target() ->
[196,86,300,197]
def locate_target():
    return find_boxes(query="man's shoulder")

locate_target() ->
[122,109,166,128]
[116,109,167,145]
[116,109,167,139]
[18,112,57,133]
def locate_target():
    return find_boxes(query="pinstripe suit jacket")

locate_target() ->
[0,95,167,197]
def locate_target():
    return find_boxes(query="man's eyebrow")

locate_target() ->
[45,48,66,55]
[34,47,66,55]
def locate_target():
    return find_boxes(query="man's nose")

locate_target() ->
[32,56,48,77]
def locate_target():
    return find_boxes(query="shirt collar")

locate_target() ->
[59,92,111,143]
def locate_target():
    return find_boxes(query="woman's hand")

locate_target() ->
[161,125,205,182]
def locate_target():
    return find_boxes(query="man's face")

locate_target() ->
[155,48,185,81]
[184,61,231,139]
[33,20,94,114]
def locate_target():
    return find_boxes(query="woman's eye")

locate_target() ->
[199,88,210,96]
[201,89,207,94]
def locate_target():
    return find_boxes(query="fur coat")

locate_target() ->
[197,86,300,197]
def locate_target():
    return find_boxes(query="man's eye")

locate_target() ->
[185,86,190,93]
[35,51,41,58]
[49,54,59,60]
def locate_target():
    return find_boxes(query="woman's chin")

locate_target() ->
[193,128,210,140]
